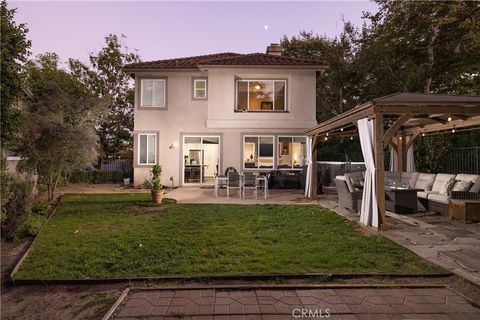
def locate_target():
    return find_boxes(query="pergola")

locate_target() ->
[306,92,480,229]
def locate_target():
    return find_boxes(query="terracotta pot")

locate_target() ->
[151,190,164,204]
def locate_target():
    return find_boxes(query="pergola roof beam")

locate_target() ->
[403,116,480,135]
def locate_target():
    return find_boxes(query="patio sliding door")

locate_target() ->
[183,136,220,186]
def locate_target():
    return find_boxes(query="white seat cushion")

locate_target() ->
[345,172,364,192]
[428,193,450,204]
[432,174,456,193]
[415,173,436,191]
[417,191,438,199]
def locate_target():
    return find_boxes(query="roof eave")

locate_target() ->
[197,64,328,70]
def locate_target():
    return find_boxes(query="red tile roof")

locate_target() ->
[198,53,327,67]
[124,52,326,71]
[124,52,241,70]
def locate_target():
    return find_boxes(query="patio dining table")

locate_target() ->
[214,173,269,199]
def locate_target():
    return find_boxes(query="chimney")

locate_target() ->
[266,43,283,56]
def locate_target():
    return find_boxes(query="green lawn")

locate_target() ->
[14,193,443,280]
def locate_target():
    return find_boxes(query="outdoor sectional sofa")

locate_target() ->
[335,171,480,215]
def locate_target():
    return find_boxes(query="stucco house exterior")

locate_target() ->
[124,44,327,187]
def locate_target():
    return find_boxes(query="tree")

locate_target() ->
[0,0,31,150]
[20,54,106,201]
[70,34,140,162]
[281,24,360,122]
[359,1,480,98]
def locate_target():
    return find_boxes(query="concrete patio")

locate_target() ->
[163,188,317,205]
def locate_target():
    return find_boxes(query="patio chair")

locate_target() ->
[227,172,241,199]
[243,172,258,199]
[334,178,363,212]
[257,173,270,198]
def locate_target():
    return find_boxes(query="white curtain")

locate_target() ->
[389,136,415,172]
[358,118,379,228]
[406,136,416,172]
[305,136,313,197]
[389,147,398,171]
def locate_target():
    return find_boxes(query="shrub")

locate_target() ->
[31,201,50,217]
[1,175,34,239]
[143,165,162,190]
[15,213,48,239]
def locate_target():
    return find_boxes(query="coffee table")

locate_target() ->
[385,188,421,214]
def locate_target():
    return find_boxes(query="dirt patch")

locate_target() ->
[1,284,122,320]
[291,197,315,203]
[356,225,376,235]
[129,205,170,215]
[1,240,31,283]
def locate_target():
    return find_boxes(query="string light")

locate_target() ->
[422,133,425,137]
[326,132,329,136]
[350,136,354,140]
[451,129,456,133]
[340,128,344,132]
[447,116,452,122]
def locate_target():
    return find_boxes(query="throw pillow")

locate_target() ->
[470,183,480,193]
[439,177,456,195]
[451,180,473,192]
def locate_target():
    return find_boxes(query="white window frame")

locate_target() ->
[277,136,307,170]
[243,135,275,170]
[140,79,166,108]
[193,79,207,99]
[236,79,287,112]
[138,133,157,165]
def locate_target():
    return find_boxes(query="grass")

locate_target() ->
[14,193,443,279]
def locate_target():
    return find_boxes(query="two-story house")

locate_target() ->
[124,44,327,187]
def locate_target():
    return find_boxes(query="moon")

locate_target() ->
[264,25,268,30]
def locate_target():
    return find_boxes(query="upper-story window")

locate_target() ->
[236,80,286,112]
[141,79,166,108]
[193,78,207,100]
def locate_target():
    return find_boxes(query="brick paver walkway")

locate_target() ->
[112,287,479,319]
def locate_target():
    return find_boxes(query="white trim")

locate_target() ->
[193,79,207,99]
[140,79,166,108]
[235,79,287,112]
[182,135,221,186]
[277,135,307,170]
[138,133,157,165]
[242,135,275,170]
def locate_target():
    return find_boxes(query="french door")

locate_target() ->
[182,136,220,186]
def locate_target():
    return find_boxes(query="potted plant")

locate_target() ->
[144,164,163,204]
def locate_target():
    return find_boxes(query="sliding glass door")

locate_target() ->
[183,136,220,185]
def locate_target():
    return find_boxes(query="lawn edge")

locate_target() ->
[11,271,453,285]
[9,195,63,283]
[101,288,129,320]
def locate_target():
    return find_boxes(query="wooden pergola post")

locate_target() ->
[396,132,406,172]
[311,135,318,200]
[374,114,386,228]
